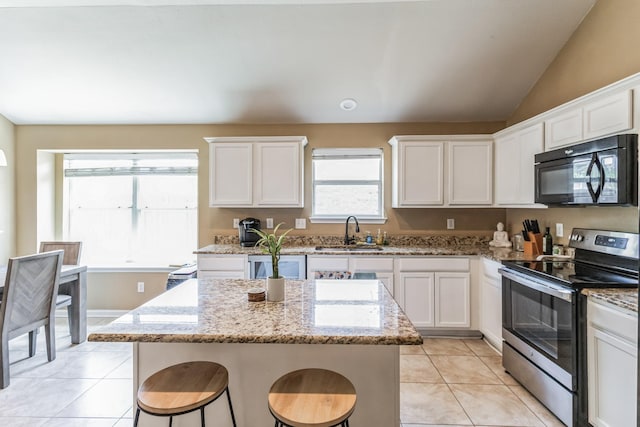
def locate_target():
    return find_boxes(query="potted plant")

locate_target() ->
[250,223,292,301]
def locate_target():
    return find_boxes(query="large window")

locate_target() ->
[63,152,198,267]
[311,148,384,221]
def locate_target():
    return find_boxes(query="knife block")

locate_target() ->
[523,232,542,256]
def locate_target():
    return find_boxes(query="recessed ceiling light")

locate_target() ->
[339,98,358,111]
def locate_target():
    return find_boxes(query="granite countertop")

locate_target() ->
[582,288,638,314]
[89,278,423,346]
[194,242,538,263]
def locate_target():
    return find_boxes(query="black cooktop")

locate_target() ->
[502,259,639,289]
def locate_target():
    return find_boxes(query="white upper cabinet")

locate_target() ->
[583,90,633,140]
[205,136,307,208]
[494,123,543,205]
[389,139,444,206]
[448,140,492,205]
[544,108,583,150]
[544,89,634,151]
[389,136,492,207]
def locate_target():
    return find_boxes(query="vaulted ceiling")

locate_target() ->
[0,0,596,124]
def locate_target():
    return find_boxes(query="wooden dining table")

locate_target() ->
[0,264,88,344]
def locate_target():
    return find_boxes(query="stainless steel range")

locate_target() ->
[499,228,639,426]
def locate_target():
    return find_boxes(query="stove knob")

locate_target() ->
[577,235,584,242]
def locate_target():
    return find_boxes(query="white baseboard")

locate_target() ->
[56,309,128,318]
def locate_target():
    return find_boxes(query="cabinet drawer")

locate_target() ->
[198,255,247,271]
[396,257,469,272]
[307,256,350,271]
[350,257,394,271]
[588,299,637,344]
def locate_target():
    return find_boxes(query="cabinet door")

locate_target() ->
[376,271,394,297]
[583,90,633,140]
[545,109,583,150]
[396,272,434,328]
[517,123,544,204]
[434,272,470,327]
[209,143,253,206]
[396,142,444,206]
[480,259,502,351]
[494,133,520,205]
[587,301,638,427]
[255,142,303,207]
[448,140,492,205]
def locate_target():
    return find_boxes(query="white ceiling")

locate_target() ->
[0,0,596,125]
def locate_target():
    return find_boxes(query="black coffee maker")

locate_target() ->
[238,218,261,247]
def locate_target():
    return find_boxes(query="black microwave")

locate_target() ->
[534,134,637,206]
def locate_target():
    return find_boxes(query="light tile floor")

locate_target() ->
[0,319,565,427]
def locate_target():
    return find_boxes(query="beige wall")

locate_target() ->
[505,0,640,239]
[0,114,15,262]
[508,0,640,126]
[15,122,504,310]
[16,121,505,255]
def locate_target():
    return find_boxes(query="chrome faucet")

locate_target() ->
[344,216,360,245]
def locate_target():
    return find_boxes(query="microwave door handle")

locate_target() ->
[585,153,604,202]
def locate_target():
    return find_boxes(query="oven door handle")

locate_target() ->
[499,268,574,302]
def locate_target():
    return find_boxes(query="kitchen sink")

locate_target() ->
[314,245,383,251]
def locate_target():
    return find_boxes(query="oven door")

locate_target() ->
[500,268,577,390]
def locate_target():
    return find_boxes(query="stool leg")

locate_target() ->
[169,415,173,427]
[200,406,205,427]
[226,387,237,427]
[133,408,140,427]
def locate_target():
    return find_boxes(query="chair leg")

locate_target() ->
[133,408,141,427]
[66,304,74,337]
[28,329,37,357]
[226,387,237,427]
[44,321,56,362]
[1,336,9,389]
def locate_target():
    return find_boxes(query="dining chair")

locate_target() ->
[39,242,82,335]
[0,250,64,388]
[39,241,82,265]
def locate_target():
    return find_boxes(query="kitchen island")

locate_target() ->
[89,278,422,426]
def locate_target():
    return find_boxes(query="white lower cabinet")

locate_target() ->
[395,257,470,329]
[479,258,502,351]
[587,299,637,427]
[197,254,248,279]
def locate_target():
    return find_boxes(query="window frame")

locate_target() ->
[310,148,386,224]
[62,151,199,267]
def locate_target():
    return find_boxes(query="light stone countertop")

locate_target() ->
[194,243,538,263]
[582,288,638,314]
[89,278,423,345]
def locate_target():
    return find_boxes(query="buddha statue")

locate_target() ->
[489,222,512,247]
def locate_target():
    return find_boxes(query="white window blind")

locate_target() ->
[311,148,384,221]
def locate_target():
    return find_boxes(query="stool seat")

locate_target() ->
[137,361,229,415]
[268,368,356,427]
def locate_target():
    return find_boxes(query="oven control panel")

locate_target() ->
[569,228,638,258]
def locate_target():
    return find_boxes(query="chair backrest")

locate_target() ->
[0,251,63,340]
[314,271,352,279]
[39,242,82,265]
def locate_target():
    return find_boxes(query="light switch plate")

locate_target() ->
[295,218,306,229]
[556,223,564,237]
[266,218,274,229]
[233,218,240,228]
[447,218,455,230]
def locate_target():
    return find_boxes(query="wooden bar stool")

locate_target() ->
[134,361,237,427]
[268,368,357,427]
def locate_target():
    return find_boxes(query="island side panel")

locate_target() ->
[134,342,400,427]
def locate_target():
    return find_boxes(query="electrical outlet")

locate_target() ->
[233,218,240,228]
[137,282,144,293]
[266,218,274,229]
[295,218,306,229]
[447,218,455,230]
[556,223,564,237]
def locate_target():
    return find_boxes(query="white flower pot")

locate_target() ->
[266,277,285,302]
